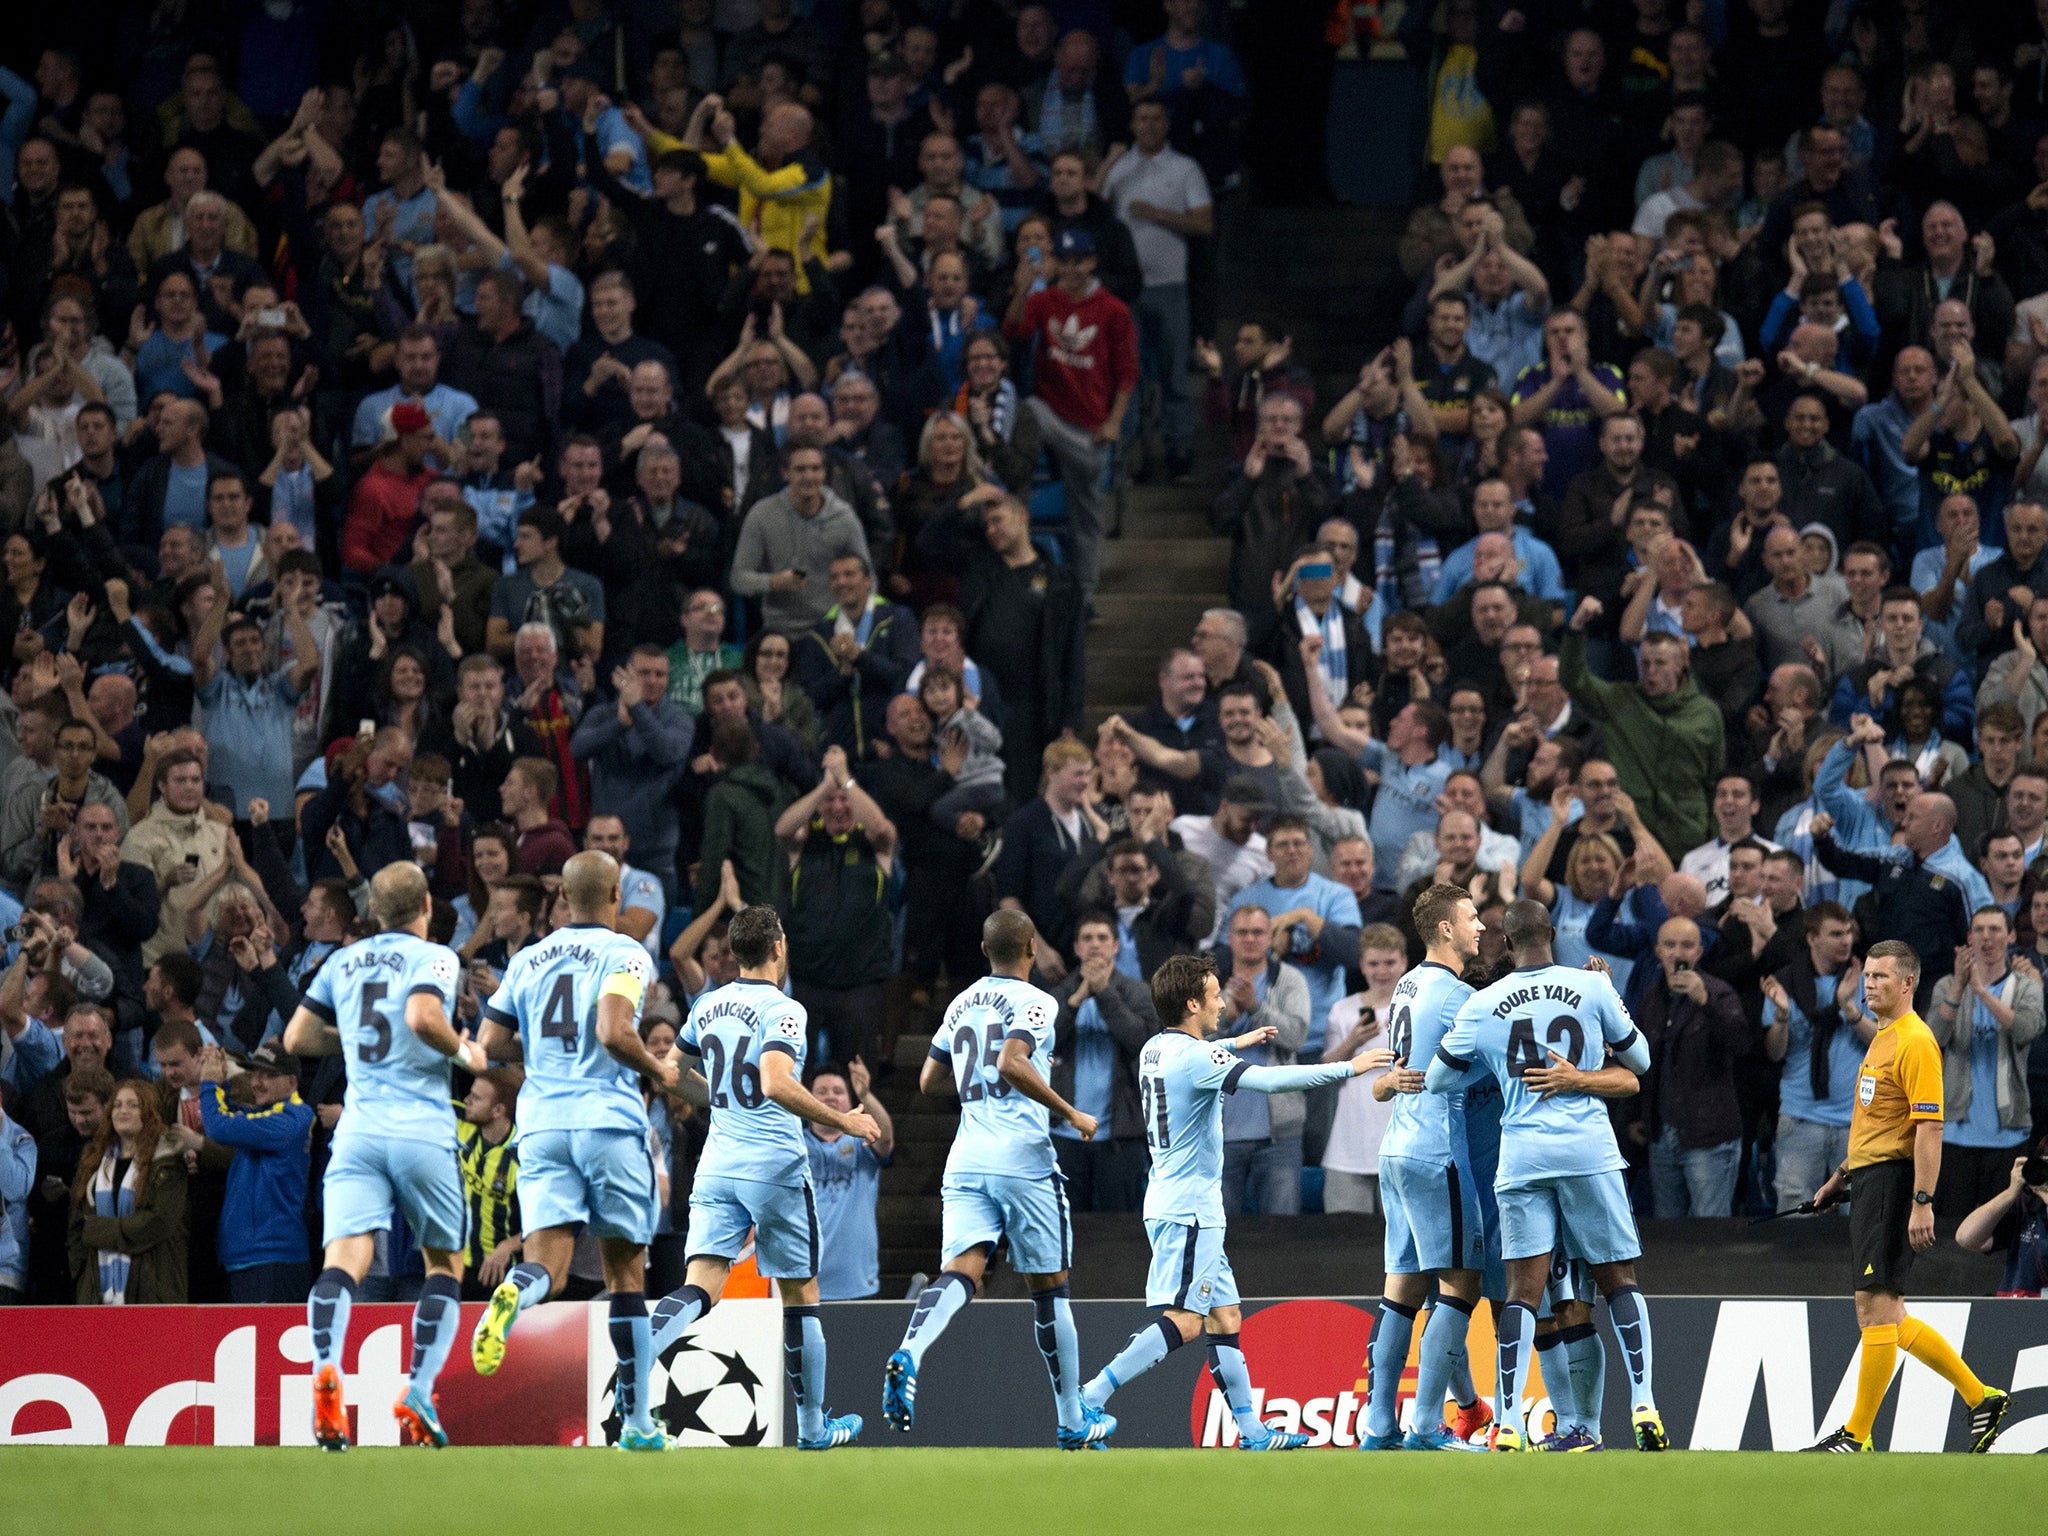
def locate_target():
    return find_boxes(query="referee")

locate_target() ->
[1805,941,2011,1452]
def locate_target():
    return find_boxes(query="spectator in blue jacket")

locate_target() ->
[193,1040,313,1303]
[1814,717,1994,913]
[1758,903,1871,1211]
[568,644,695,898]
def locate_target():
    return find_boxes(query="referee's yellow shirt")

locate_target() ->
[1846,1011,1944,1171]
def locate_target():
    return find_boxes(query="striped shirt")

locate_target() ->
[457,1120,521,1267]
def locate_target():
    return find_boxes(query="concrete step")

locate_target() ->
[1098,539,1230,593]
[1120,505,1213,540]
[1094,592,1227,631]
[1088,644,1170,701]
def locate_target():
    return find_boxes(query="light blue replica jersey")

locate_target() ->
[681,978,810,1184]
[1138,1029,1248,1225]
[484,923,654,1135]
[930,974,1059,1177]
[1379,961,1475,1165]
[303,931,463,1144]
[1439,963,1641,1189]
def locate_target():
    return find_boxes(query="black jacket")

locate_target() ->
[792,600,921,759]
[1774,440,1886,552]
[1208,462,1332,619]
[416,709,544,825]
[959,550,1086,740]
[121,450,242,549]
[1633,969,1752,1148]
[1257,600,1376,733]
[992,797,1098,953]
[1040,193,1143,308]
[1053,836,1210,979]
[445,318,554,466]
[1048,969,1154,1140]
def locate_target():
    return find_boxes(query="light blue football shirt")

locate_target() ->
[1379,961,1475,1165]
[1139,1029,1247,1225]
[303,931,463,1145]
[1437,963,1641,1188]
[680,978,810,1184]
[930,974,1059,1178]
[484,922,654,1135]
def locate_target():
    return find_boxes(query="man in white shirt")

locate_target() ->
[1100,100,1212,481]
[1169,778,1274,945]
[1679,771,1781,906]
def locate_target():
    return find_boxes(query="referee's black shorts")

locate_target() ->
[1849,1157,1916,1295]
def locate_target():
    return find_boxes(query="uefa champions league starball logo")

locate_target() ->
[600,1335,771,1447]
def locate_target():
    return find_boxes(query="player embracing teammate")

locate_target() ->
[1429,899,1666,1451]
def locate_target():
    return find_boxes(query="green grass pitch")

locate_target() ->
[6,1447,2042,1536]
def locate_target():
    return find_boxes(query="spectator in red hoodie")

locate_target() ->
[1002,226,1138,609]
[498,756,578,875]
[342,400,434,574]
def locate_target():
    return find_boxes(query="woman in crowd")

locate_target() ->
[67,1077,188,1304]
[1,529,68,682]
[450,824,517,949]
[1521,796,1635,992]
[892,412,997,611]
[742,627,818,754]
[1454,388,1513,491]
[955,331,1038,493]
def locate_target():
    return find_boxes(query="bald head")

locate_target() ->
[983,907,1038,971]
[369,862,430,930]
[562,850,621,919]
[1501,898,1554,953]
[1659,872,1708,920]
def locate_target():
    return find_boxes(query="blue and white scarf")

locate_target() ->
[92,1147,143,1304]
[1297,596,1348,701]
[1038,83,1098,153]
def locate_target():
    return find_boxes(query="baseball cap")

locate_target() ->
[1219,776,1272,814]
[389,400,433,437]
[1053,227,1095,259]
[245,1041,297,1076]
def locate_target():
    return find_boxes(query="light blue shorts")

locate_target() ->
[517,1127,659,1244]
[1143,1218,1240,1314]
[323,1129,466,1253]
[1497,1170,1640,1266]
[685,1173,818,1280]
[1380,1154,1486,1275]
[1540,1246,1597,1318]
[941,1170,1071,1275]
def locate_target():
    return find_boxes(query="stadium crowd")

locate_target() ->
[1,0,2046,1312]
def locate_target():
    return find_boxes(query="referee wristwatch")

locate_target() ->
[1913,1191,1935,1206]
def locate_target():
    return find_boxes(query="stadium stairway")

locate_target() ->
[869,200,1409,1298]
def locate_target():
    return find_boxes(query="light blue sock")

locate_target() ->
[1496,1300,1537,1439]
[507,1260,552,1312]
[1561,1321,1606,1435]
[650,1283,710,1356]
[1533,1331,1568,1437]
[1084,1316,1184,1410]
[1414,1296,1473,1435]
[407,1273,462,1396]
[900,1270,974,1367]
[307,1267,355,1374]
[1364,1300,1418,1439]
[1033,1284,1083,1432]
[608,1293,655,1434]
[1606,1287,1656,1410]
[1448,1341,1476,1408]
[785,1305,827,1442]
[1206,1333,1264,1439]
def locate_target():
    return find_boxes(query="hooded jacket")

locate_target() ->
[698,762,787,911]
[728,487,873,634]
[1559,628,1726,857]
